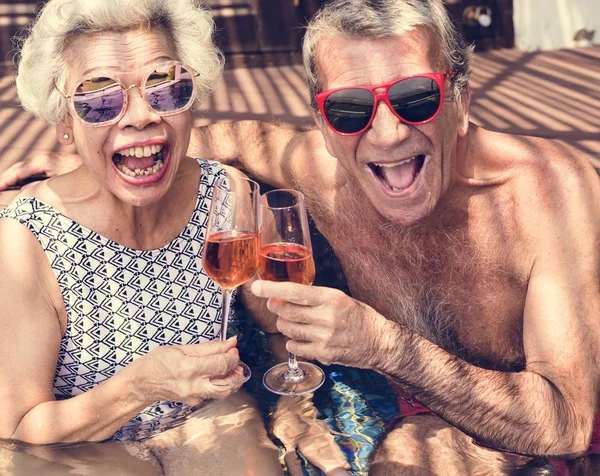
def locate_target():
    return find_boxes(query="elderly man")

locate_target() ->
[2,0,599,474]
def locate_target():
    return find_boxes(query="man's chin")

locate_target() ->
[377,204,433,226]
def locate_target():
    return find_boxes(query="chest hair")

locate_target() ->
[304,180,528,370]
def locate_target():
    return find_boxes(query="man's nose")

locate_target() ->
[118,87,161,130]
[365,100,410,147]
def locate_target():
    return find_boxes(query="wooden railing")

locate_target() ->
[0,2,38,75]
[0,0,514,74]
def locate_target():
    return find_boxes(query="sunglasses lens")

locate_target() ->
[388,77,441,123]
[73,77,124,124]
[323,88,374,134]
[145,64,195,113]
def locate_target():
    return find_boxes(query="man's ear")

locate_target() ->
[311,109,336,157]
[56,122,74,145]
[456,84,471,138]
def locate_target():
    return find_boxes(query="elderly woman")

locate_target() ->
[0,0,287,473]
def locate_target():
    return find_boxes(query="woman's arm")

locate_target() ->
[0,219,243,445]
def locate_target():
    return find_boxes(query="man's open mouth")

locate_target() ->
[112,145,167,178]
[368,154,426,191]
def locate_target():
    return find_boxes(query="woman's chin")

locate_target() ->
[112,186,171,208]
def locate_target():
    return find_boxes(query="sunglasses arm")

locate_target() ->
[54,83,70,99]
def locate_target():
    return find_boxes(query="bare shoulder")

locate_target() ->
[0,216,50,280]
[508,133,599,213]
[474,128,599,206]
[471,128,599,260]
[9,173,73,211]
[221,164,249,180]
[489,131,600,262]
[0,216,58,317]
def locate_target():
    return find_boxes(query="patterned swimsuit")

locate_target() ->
[0,159,228,441]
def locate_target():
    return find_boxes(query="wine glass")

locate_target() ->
[258,189,325,396]
[203,174,259,384]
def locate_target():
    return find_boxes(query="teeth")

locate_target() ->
[374,157,416,168]
[117,160,164,177]
[118,144,163,158]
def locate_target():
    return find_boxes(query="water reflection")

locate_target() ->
[0,391,282,476]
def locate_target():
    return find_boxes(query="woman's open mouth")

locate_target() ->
[112,144,167,178]
[368,154,426,192]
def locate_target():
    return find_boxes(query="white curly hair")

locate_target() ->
[15,0,224,125]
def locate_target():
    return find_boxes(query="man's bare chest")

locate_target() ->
[315,213,530,371]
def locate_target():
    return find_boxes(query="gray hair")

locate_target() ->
[15,0,224,125]
[302,0,474,109]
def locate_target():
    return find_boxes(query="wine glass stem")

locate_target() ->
[219,288,233,342]
[287,352,302,376]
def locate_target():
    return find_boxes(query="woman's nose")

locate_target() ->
[118,87,161,130]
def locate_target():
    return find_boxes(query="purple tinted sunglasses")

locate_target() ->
[56,61,198,126]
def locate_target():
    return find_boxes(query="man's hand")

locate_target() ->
[271,394,350,476]
[250,280,393,370]
[0,152,82,191]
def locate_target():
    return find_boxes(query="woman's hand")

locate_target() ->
[131,337,245,406]
[271,394,350,476]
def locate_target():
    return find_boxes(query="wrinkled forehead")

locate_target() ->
[64,28,178,84]
[314,28,439,89]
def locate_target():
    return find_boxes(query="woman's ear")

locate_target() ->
[56,122,74,145]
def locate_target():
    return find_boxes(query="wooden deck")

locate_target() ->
[0,45,598,174]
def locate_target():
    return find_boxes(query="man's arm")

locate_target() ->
[0,121,325,193]
[251,157,600,458]
[378,159,600,455]
[0,152,82,191]
[189,120,323,189]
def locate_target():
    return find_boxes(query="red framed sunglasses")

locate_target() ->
[315,72,455,136]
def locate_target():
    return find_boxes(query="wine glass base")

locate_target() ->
[263,361,325,396]
[211,360,252,386]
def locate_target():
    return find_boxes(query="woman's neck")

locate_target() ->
[36,158,201,250]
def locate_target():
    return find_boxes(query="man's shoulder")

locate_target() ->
[513,134,598,200]
[499,133,599,240]
[477,129,598,194]
[473,129,599,230]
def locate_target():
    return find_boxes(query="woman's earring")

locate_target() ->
[63,133,70,140]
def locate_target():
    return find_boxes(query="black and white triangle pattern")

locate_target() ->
[0,159,233,441]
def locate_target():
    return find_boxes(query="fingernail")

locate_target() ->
[250,280,262,296]
[226,336,237,342]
